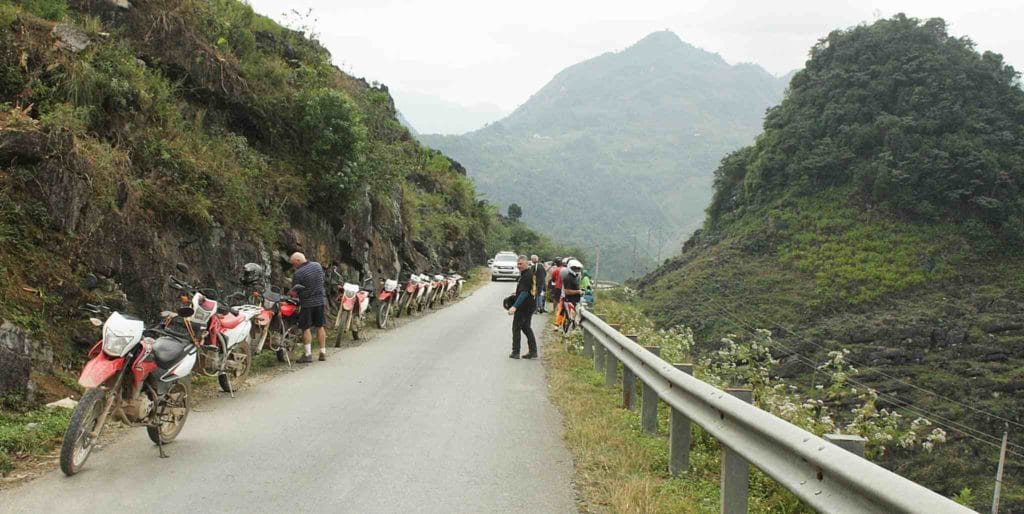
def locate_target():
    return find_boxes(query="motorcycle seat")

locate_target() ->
[152,336,188,368]
[219,313,245,329]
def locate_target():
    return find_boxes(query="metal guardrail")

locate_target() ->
[579,309,976,514]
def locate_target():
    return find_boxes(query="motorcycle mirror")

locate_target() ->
[177,307,195,318]
[89,318,103,327]
[175,263,190,274]
[83,273,99,290]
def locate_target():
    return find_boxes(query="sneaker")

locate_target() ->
[318,352,326,362]
[522,352,538,359]
[296,354,313,364]
[508,352,521,359]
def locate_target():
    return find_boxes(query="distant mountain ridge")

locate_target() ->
[420,31,788,279]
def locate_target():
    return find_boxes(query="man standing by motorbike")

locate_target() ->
[507,255,538,359]
[290,252,328,363]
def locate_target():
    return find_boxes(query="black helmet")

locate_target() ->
[241,263,263,285]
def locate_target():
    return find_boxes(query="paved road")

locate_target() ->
[1,282,577,513]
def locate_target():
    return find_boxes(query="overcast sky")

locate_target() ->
[247,0,1023,130]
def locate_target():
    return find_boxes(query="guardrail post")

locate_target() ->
[622,335,639,410]
[824,434,866,458]
[722,388,753,514]
[582,324,593,358]
[604,335,620,387]
[670,363,694,475]
[641,346,661,434]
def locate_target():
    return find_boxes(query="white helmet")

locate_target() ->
[567,259,583,273]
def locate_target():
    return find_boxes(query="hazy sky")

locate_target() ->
[247,0,1023,119]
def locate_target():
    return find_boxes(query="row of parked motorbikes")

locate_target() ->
[58,263,466,476]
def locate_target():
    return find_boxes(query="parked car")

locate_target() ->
[490,252,519,281]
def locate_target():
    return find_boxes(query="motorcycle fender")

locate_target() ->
[342,295,356,310]
[255,311,272,326]
[223,323,251,349]
[359,299,370,315]
[79,353,127,388]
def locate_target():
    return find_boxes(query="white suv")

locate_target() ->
[490,252,520,281]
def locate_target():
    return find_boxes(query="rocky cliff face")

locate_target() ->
[0,0,489,404]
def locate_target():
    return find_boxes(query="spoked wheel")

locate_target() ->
[147,380,191,444]
[335,310,350,347]
[377,300,392,329]
[218,339,252,393]
[333,301,346,330]
[351,312,363,340]
[251,324,269,354]
[60,387,106,476]
[404,293,416,316]
[325,295,340,327]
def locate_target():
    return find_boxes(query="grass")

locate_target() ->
[542,325,807,513]
[0,407,72,477]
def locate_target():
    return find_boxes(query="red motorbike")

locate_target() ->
[395,273,421,318]
[60,301,196,476]
[252,285,304,364]
[334,278,372,345]
[375,278,399,329]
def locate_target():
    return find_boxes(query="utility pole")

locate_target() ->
[632,233,638,278]
[593,244,601,283]
[992,425,1008,514]
[646,229,653,274]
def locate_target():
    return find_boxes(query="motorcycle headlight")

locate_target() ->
[103,333,135,357]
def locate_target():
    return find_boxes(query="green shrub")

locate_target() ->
[18,0,66,21]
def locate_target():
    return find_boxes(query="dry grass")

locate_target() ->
[542,326,808,513]
[543,327,719,513]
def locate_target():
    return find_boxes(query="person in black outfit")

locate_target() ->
[531,255,547,313]
[507,255,538,359]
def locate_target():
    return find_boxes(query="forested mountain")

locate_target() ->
[635,15,1024,509]
[421,31,788,279]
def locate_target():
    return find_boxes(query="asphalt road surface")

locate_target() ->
[1,282,577,513]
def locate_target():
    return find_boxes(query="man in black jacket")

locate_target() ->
[531,255,546,313]
[507,255,538,359]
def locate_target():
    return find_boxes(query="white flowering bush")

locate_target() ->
[592,292,947,458]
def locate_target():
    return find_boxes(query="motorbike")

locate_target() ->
[252,284,305,364]
[428,274,447,308]
[59,302,196,475]
[376,278,400,329]
[417,273,433,312]
[447,273,465,302]
[397,273,421,317]
[334,278,372,345]
[168,268,255,395]
[324,264,345,326]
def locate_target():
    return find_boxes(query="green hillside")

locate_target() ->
[635,15,1024,509]
[421,31,788,280]
[0,0,566,410]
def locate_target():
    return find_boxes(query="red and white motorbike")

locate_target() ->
[60,303,197,476]
[445,273,464,302]
[417,273,433,312]
[428,274,447,308]
[334,279,372,344]
[397,273,421,317]
[376,278,400,329]
[169,272,255,396]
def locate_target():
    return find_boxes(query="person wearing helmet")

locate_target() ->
[561,259,584,306]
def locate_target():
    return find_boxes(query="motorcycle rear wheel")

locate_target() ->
[147,379,191,444]
[59,387,106,476]
[218,339,252,393]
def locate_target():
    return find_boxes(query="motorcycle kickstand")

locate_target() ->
[221,371,235,398]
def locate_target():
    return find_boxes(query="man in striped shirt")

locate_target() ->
[290,252,327,363]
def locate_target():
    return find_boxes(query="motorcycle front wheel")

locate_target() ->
[336,310,354,347]
[59,387,106,476]
[377,299,392,329]
[218,338,252,393]
[147,379,191,444]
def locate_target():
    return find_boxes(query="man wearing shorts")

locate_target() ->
[290,252,327,363]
